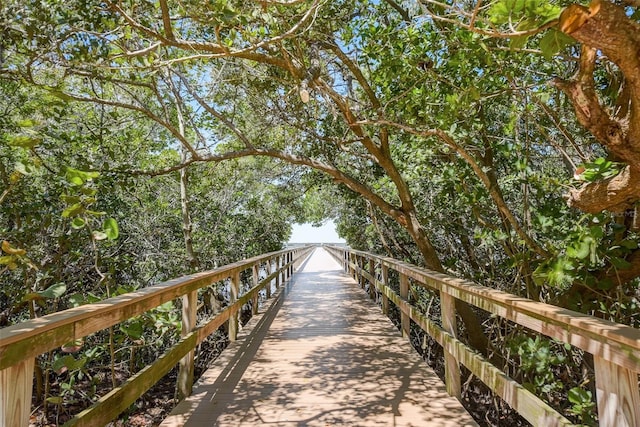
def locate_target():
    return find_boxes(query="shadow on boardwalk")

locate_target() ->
[161,248,477,427]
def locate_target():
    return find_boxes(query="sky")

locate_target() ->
[288,220,346,243]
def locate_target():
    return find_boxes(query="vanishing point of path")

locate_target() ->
[161,248,478,426]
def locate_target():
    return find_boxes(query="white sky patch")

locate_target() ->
[288,220,346,243]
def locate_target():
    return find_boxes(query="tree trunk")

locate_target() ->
[404,211,491,356]
[179,155,198,271]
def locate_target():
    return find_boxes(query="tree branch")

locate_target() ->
[356,119,550,257]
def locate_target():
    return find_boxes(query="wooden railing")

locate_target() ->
[0,245,315,427]
[325,245,640,427]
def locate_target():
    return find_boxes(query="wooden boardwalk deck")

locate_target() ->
[160,248,478,427]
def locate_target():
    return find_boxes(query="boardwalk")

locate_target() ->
[160,248,477,426]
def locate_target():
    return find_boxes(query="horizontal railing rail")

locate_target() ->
[0,245,315,427]
[324,245,640,427]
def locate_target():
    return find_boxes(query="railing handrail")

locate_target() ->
[0,246,309,365]
[0,245,315,427]
[324,245,640,427]
[327,246,640,368]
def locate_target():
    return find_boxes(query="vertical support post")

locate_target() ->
[229,271,240,341]
[594,356,640,427]
[441,291,461,399]
[399,273,410,338]
[178,289,197,399]
[357,256,364,288]
[381,264,389,315]
[275,255,280,288]
[266,259,272,299]
[252,263,259,315]
[343,250,348,272]
[282,253,288,281]
[368,258,375,299]
[289,252,294,276]
[0,358,35,427]
[283,253,289,280]
[349,252,355,278]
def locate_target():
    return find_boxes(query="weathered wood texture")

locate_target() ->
[0,358,34,427]
[441,291,461,399]
[160,248,477,427]
[0,246,314,427]
[325,245,640,427]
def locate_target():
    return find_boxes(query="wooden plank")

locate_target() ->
[368,259,376,299]
[441,291,461,399]
[376,279,574,427]
[266,259,272,299]
[327,246,640,373]
[252,264,259,315]
[594,356,640,427]
[0,358,34,427]
[399,273,410,339]
[66,267,285,427]
[229,272,240,341]
[161,248,478,427]
[381,264,389,315]
[0,247,314,370]
[65,332,198,427]
[178,290,197,399]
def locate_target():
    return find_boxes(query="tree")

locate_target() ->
[2,0,639,339]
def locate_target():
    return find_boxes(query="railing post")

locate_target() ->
[343,250,348,272]
[229,271,240,341]
[0,358,34,427]
[349,252,355,278]
[288,252,293,277]
[368,258,375,299]
[282,253,288,281]
[594,356,640,426]
[399,273,410,338]
[381,264,389,315]
[252,263,259,315]
[441,291,461,399]
[284,252,289,280]
[177,289,197,399]
[266,259,272,299]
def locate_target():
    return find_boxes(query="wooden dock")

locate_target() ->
[160,248,478,426]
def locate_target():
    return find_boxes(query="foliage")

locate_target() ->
[507,335,567,397]
[1,0,639,424]
[567,387,597,426]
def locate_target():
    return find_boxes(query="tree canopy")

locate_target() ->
[1,0,640,422]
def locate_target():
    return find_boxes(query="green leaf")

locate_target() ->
[620,239,638,250]
[0,255,15,265]
[7,134,42,148]
[567,240,590,259]
[568,387,592,405]
[17,119,38,128]
[52,355,86,373]
[39,282,67,299]
[539,29,573,59]
[62,203,84,218]
[71,217,86,229]
[46,396,64,405]
[610,256,631,270]
[64,167,100,186]
[103,218,119,240]
[509,35,529,50]
[120,320,143,339]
